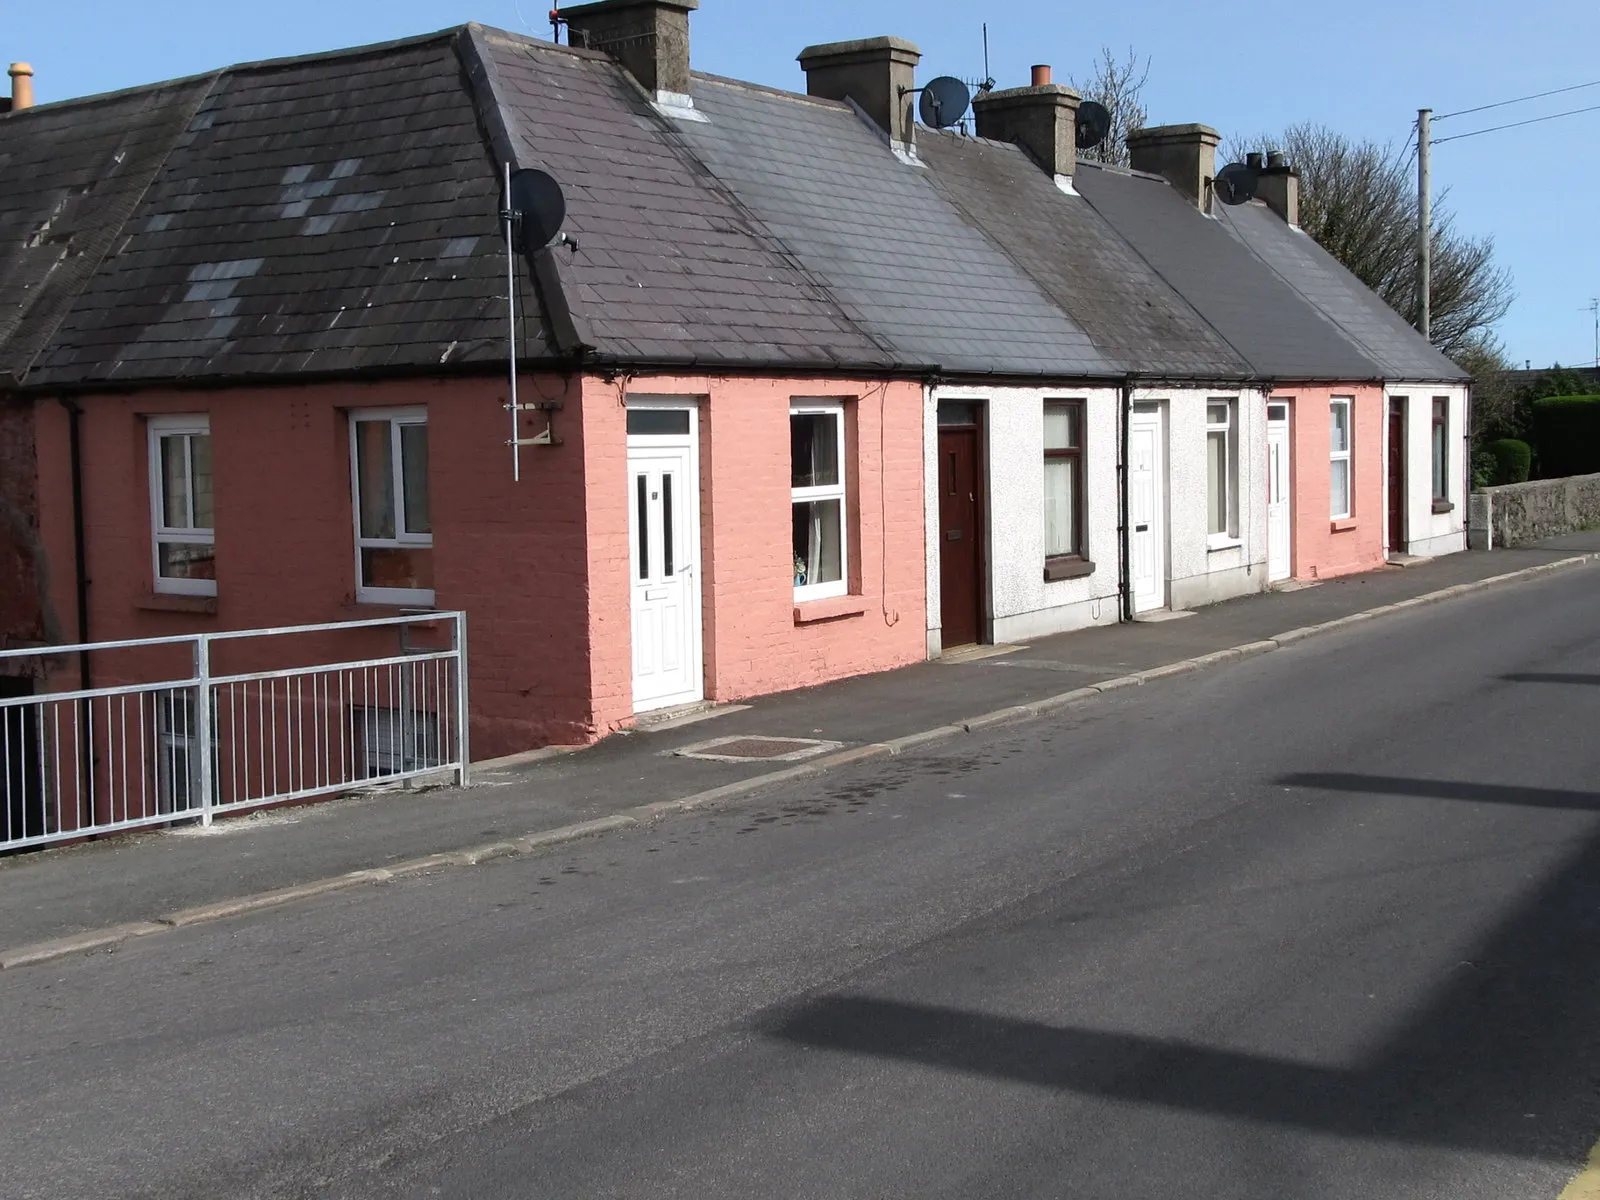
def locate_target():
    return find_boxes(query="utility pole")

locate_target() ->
[1589,297,1598,368]
[1417,108,1432,342]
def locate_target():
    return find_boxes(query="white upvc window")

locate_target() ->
[350,408,434,606]
[1329,398,1353,520]
[790,402,848,601]
[1206,399,1239,544]
[148,415,216,596]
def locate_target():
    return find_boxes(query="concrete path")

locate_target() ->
[2,540,1599,1196]
[2,534,1598,958]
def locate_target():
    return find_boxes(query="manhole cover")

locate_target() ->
[671,735,843,763]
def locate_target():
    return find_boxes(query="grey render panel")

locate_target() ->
[1073,161,1384,381]
[679,76,1116,378]
[474,30,887,369]
[1216,199,1468,382]
[917,130,1247,379]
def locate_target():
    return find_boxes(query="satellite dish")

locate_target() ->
[918,76,972,129]
[1075,100,1111,149]
[508,168,567,254]
[1213,162,1260,206]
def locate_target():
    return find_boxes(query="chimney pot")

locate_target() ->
[1245,151,1263,170]
[1126,122,1222,211]
[797,36,922,149]
[560,0,698,100]
[8,62,34,113]
[1031,64,1052,86]
[1265,148,1288,170]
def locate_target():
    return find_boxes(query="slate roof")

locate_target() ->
[1215,198,1468,382]
[0,74,214,386]
[471,29,886,369]
[1073,160,1383,382]
[676,74,1117,379]
[915,129,1247,379]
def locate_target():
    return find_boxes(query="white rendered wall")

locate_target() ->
[1388,383,1468,559]
[1146,386,1270,610]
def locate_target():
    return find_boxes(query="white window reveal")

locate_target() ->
[1330,398,1353,520]
[148,415,216,596]
[1206,399,1239,544]
[790,403,847,601]
[351,409,433,605]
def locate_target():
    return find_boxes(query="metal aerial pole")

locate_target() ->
[1417,108,1432,342]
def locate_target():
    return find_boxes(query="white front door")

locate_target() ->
[1129,405,1166,613]
[627,409,702,713]
[1267,404,1291,582]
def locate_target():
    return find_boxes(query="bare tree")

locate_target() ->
[1231,124,1513,358]
[1070,47,1148,167]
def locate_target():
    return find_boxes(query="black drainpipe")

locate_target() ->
[59,397,92,827]
[1117,377,1134,622]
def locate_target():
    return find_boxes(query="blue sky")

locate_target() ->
[11,0,1600,368]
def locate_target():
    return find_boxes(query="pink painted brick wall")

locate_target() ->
[582,374,926,716]
[1282,385,1386,580]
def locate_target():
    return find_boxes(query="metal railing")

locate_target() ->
[0,612,469,852]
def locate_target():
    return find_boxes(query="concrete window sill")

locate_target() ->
[137,593,217,615]
[1043,556,1095,582]
[1330,518,1358,533]
[793,596,868,625]
[1432,498,1455,514]
[1206,537,1243,553]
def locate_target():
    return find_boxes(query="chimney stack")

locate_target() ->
[972,67,1082,185]
[798,36,921,151]
[6,63,34,114]
[1127,123,1222,211]
[561,0,698,104]
[1257,148,1300,226]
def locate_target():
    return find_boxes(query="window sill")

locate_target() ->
[137,593,217,615]
[794,595,868,625]
[1432,498,1455,514]
[1044,556,1095,582]
[1330,518,1358,533]
[1206,537,1243,553]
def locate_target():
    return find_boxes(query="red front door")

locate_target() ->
[938,426,984,648]
[1388,400,1406,553]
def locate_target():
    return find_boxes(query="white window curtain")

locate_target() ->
[1330,399,1352,519]
[1206,400,1237,541]
[790,405,847,600]
[148,416,216,596]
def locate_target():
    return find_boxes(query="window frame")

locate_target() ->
[1431,396,1450,504]
[349,407,434,607]
[147,414,216,597]
[1043,399,1088,575]
[790,401,849,603]
[1205,398,1241,546]
[1329,397,1353,521]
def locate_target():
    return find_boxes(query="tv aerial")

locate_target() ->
[501,165,574,481]
[1213,161,1260,206]
[1075,100,1112,150]
[909,75,973,129]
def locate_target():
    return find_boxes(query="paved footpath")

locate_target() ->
[3,534,1598,963]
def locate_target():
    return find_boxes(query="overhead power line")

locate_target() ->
[1435,77,1600,121]
[1433,100,1600,144]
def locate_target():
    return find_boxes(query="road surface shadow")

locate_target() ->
[1500,673,1600,686]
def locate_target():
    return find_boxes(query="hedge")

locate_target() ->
[1531,395,1600,478]
[1486,438,1531,485]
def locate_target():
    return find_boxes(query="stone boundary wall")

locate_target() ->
[1469,472,1600,549]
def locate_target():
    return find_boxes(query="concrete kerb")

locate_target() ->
[2,552,1592,973]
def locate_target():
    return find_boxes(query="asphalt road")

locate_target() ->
[4,566,1600,1199]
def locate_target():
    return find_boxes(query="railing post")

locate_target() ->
[195,634,214,826]
[454,610,471,788]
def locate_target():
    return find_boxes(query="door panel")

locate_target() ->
[628,430,702,712]
[938,427,983,648]
[1129,409,1165,613]
[1267,407,1291,582]
[1388,401,1406,553]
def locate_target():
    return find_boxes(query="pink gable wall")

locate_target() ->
[1280,385,1386,580]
